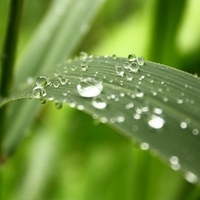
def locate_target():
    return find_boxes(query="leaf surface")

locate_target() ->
[3,54,200,184]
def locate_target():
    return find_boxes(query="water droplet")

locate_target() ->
[148,115,165,129]
[71,65,77,71]
[192,129,199,135]
[79,51,88,60]
[137,56,145,66]
[112,54,117,59]
[115,65,125,77]
[81,60,88,71]
[77,77,103,98]
[125,103,134,109]
[126,73,134,81]
[153,107,163,115]
[40,98,46,104]
[36,75,50,87]
[185,171,198,184]
[92,97,107,109]
[59,77,68,85]
[140,143,149,150]
[53,81,60,88]
[54,70,60,77]
[135,89,144,98]
[128,54,136,61]
[129,62,139,73]
[180,121,187,129]
[123,61,131,69]
[170,156,180,170]
[116,116,125,123]
[32,86,46,98]
[77,105,84,110]
[55,101,63,109]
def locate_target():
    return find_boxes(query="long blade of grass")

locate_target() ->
[2,55,200,184]
[2,0,106,156]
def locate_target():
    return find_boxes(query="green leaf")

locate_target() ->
[2,54,200,184]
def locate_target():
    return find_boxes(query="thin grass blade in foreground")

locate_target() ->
[2,0,105,156]
[2,54,200,184]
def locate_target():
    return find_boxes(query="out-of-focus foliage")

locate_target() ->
[1,0,200,200]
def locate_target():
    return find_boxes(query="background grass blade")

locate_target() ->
[2,0,105,155]
[3,55,200,184]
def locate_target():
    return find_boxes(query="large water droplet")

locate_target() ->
[77,77,103,98]
[92,97,107,109]
[36,75,50,87]
[32,86,47,98]
[148,115,165,129]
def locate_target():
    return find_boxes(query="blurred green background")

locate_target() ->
[1,0,200,199]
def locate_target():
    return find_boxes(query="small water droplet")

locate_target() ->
[77,105,84,110]
[79,51,88,60]
[59,77,68,85]
[192,129,199,135]
[55,101,63,109]
[137,56,145,66]
[135,89,144,98]
[32,86,46,98]
[148,115,165,129]
[185,171,198,184]
[112,54,117,59]
[125,103,134,109]
[40,98,46,104]
[128,54,136,61]
[92,97,107,109]
[54,70,60,77]
[126,73,134,81]
[71,65,78,71]
[180,121,187,129]
[129,62,139,73]
[36,75,50,87]
[115,65,125,77]
[153,107,163,115]
[140,143,149,150]
[81,60,88,71]
[116,116,125,123]
[170,156,181,170]
[123,61,131,69]
[53,81,60,88]
[77,77,103,98]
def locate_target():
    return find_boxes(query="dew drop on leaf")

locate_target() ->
[192,129,199,135]
[185,171,198,184]
[92,97,107,109]
[36,75,50,87]
[77,77,103,98]
[32,86,47,98]
[140,142,149,150]
[170,156,180,170]
[53,81,60,88]
[129,62,139,73]
[137,56,145,66]
[55,101,63,109]
[115,65,125,77]
[148,115,165,129]
[128,54,136,61]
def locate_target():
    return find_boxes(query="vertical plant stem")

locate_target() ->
[0,0,24,161]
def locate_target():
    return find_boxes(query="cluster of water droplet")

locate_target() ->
[114,54,145,82]
[32,75,51,99]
